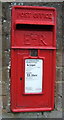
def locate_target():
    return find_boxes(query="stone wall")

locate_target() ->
[1,2,63,119]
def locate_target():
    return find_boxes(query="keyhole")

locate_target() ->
[20,77,22,80]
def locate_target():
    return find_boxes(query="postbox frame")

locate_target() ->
[11,5,56,112]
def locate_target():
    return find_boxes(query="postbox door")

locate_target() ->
[11,49,55,111]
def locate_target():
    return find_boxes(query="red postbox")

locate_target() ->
[11,6,56,112]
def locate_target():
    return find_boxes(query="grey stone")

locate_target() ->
[0,51,2,69]
[2,109,14,118]
[0,96,2,119]
[56,51,62,67]
[2,96,7,109]
[2,83,7,96]
[62,53,64,67]
[0,69,2,87]
[0,84,2,96]
[48,110,62,118]
[2,67,8,83]
[62,67,64,81]
[55,83,62,111]
[43,110,62,118]
[56,67,62,81]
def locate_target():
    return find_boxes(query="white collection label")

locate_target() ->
[25,59,43,93]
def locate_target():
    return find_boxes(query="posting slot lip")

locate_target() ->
[15,20,55,26]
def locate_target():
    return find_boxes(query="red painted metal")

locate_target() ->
[11,5,56,112]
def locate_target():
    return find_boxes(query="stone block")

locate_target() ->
[2,20,10,34]
[62,67,64,81]
[56,52,62,67]
[2,96,7,109]
[13,112,42,118]
[2,83,7,96]
[2,3,11,21]
[62,53,64,67]
[0,2,2,20]
[0,96,2,119]
[43,110,62,118]
[55,83,62,111]
[0,30,2,51]
[0,24,2,35]
[2,109,14,118]
[2,50,10,67]
[0,52,2,69]
[56,67,62,81]
[0,84,2,96]
[2,67,8,83]
[0,69,2,85]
